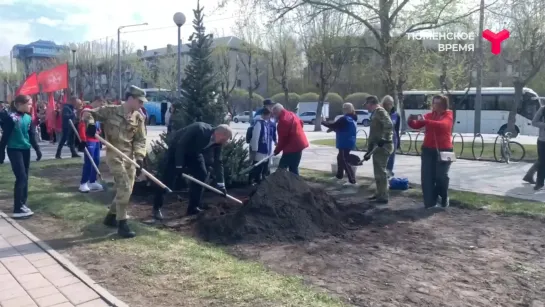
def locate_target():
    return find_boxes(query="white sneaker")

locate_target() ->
[387,170,394,178]
[79,183,90,193]
[13,211,33,218]
[88,182,104,191]
[21,205,33,213]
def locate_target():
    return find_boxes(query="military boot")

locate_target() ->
[117,220,136,238]
[103,213,117,227]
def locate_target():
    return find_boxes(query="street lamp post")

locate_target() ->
[117,23,148,100]
[173,12,186,98]
[70,44,77,97]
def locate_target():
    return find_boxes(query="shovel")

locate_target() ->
[182,173,243,205]
[238,154,273,175]
[68,119,108,191]
[95,134,173,193]
[358,146,379,165]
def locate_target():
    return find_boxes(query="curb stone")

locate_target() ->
[0,211,129,307]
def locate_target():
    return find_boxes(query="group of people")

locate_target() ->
[323,94,454,208]
[0,85,457,238]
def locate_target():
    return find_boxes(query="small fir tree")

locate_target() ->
[176,0,224,128]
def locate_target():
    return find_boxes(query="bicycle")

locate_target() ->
[494,132,526,163]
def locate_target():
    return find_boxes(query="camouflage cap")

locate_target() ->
[128,85,147,103]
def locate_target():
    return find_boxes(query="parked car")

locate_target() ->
[233,111,252,123]
[334,109,371,126]
[298,111,320,124]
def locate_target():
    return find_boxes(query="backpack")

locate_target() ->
[245,126,253,143]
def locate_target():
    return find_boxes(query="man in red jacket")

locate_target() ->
[272,103,309,175]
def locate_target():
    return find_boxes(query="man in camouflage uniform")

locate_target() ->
[82,86,147,238]
[364,95,394,204]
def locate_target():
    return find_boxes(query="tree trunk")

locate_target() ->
[508,81,524,134]
[283,89,289,110]
[314,91,325,131]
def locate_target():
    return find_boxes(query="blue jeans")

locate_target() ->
[387,137,398,173]
[81,141,101,184]
[278,151,303,175]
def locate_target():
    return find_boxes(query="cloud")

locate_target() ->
[35,16,63,27]
[0,20,33,56]
[0,0,240,56]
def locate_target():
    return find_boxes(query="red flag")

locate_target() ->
[16,73,39,96]
[46,93,57,134]
[31,95,38,124]
[38,63,69,93]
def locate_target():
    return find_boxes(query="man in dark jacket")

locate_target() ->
[55,97,81,159]
[152,122,233,219]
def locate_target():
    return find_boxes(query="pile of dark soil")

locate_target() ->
[197,170,346,243]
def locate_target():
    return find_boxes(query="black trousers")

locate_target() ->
[249,159,270,184]
[153,149,208,213]
[56,128,77,156]
[7,148,30,213]
[278,151,303,175]
[536,140,545,185]
[420,147,452,208]
[39,123,49,141]
[336,149,356,183]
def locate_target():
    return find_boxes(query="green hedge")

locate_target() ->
[344,92,371,109]
[270,92,300,111]
[299,92,320,102]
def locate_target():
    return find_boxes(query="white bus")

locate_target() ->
[402,87,541,136]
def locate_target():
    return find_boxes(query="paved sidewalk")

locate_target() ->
[0,216,114,307]
[301,145,545,203]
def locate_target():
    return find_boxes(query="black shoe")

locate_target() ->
[71,153,81,158]
[117,220,136,238]
[534,184,544,191]
[186,207,203,216]
[55,155,62,159]
[103,214,117,227]
[374,198,389,204]
[153,209,163,220]
[368,195,377,200]
[523,175,536,184]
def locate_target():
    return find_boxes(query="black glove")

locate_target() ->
[217,185,227,197]
[363,152,371,161]
[0,150,5,164]
[377,139,385,147]
[78,141,87,152]
[136,160,143,177]
[85,124,97,138]
[36,150,42,161]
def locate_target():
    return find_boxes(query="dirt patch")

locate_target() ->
[19,164,545,306]
[196,170,346,244]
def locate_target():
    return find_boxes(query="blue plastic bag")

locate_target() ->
[389,177,409,190]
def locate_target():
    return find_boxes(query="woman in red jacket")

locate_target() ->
[408,95,453,208]
[272,103,309,175]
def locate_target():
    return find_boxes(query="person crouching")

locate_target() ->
[249,108,273,184]
[78,97,104,193]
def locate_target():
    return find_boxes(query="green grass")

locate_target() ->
[299,168,545,217]
[0,159,344,307]
[312,138,536,162]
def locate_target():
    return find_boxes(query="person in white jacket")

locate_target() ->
[249,108,273,184]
